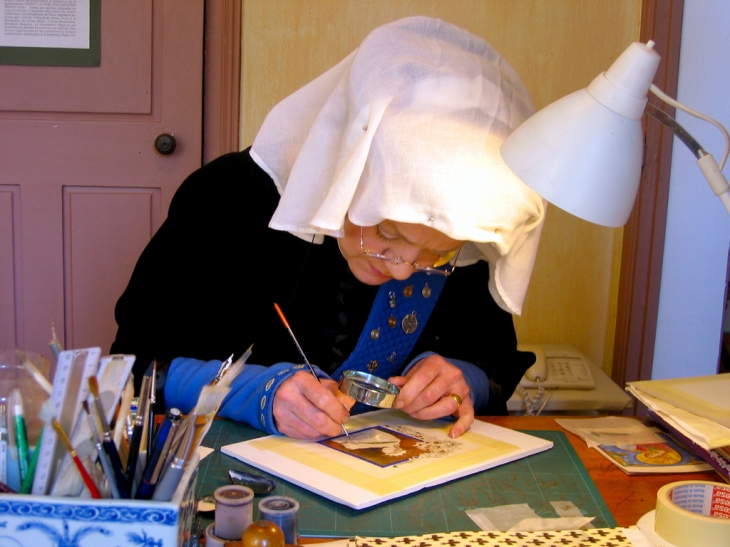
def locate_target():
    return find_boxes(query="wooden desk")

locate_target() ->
[482,415,720,527]
[202,415,722,545]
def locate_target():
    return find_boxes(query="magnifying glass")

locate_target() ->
[338,370,400,408]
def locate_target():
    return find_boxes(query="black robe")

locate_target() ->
[110,149,534,414]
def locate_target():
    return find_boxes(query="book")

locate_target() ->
[594,429,713,475]
[626,374,730,428]
[647,410,730,483]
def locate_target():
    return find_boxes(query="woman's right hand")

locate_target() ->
[273,371,354,439]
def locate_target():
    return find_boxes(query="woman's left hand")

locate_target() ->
[388,354,473,438]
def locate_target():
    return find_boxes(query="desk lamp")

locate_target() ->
[500,41,730,227]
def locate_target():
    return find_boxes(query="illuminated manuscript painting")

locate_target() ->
[221,409,553,509]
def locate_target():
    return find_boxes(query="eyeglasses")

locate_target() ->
[360,226,461,276]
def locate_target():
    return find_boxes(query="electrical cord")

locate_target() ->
[515,381,551,416]
[651,84,730,169]
[534,389,552,416]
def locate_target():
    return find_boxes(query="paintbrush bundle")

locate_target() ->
[29,349,137,498]
[5,342,252,500]
[50,355,136,496]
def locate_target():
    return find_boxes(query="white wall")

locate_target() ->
[653,0,730,379]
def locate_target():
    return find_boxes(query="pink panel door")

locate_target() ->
[0,1,204,363]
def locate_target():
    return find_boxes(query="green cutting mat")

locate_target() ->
[197,421,616,537]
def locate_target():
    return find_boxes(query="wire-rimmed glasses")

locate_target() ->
[359,226,461,276]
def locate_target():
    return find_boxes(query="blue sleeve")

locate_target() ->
[401,351,490,413]
[164,357,330,435]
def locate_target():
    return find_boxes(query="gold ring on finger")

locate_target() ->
[447,393,462,409]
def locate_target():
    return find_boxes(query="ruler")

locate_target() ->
[31,347,101,495]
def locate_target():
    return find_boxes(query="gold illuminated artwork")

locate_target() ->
[222,410,553,509]
[321,425,460,467]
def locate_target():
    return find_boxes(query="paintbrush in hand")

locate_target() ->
[274,303,350,437]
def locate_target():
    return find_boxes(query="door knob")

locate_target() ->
[154,133,177,155]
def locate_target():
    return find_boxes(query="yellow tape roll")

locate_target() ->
[654,481,730,547]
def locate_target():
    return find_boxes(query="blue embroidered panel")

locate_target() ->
[333,272,447,380]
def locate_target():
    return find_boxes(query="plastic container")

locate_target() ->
[0,350,51,444]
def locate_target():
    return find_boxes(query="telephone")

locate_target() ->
[517,343,595,390]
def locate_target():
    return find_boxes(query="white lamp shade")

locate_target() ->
[500,88,644,227]
[500,41,661,227]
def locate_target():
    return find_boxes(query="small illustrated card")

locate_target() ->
[594,431,712,475]
[221,409,553,509]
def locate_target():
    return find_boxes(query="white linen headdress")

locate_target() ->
[250,16,545,315]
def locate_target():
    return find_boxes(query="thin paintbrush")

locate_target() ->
[39,405,101,499]
[147,361,157,455]
[88,376,130,498]
[125,361,154,492]
[273,303,350,438]
[113,375,134,465]
[82,401,120,498]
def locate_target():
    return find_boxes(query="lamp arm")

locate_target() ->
[645,102,703,158]
[650,84,730,168]
[645,101,730,217]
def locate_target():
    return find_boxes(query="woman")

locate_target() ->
[110,16,545,439]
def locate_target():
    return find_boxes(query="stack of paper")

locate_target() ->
[556,416,712,475]
[626,374,730,481]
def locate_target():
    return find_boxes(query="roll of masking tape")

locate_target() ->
[638,481,730,547]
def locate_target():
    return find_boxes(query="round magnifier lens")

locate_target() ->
[338,370,400,408]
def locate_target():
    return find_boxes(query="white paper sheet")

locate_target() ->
[0,0,90,49]
[221,409,553,510]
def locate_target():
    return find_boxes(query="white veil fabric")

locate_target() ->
[250,16,545,315]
